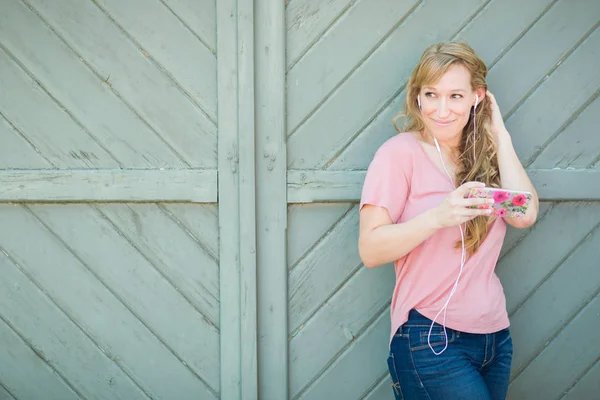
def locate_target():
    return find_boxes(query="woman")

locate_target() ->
[358,42,539,399]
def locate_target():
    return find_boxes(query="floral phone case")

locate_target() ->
[466,187,533,218]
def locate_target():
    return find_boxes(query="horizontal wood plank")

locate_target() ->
[0,169,216,202]
[287,169,600,202]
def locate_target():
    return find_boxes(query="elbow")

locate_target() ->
[358,237,381,269]
[509,214,537,229]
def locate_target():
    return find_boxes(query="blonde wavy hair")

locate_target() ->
[395,42,500,256]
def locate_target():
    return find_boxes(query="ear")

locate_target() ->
[474,88,486,107]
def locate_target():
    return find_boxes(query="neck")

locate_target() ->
[423,130,461,160]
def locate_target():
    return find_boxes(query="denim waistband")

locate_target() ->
[404,309,443,327]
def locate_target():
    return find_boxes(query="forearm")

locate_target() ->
[359,209,440,268]
[496,131,539,226]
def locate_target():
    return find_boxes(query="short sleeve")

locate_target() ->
[359,137,412,223]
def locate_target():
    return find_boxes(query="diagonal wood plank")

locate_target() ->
[0,47,119,169]
[0,205,216,399]
[0,251,147,400]
[563,358,600,400]
[92,0,217,121]
[0,383,15,400]
[530,94,600,169]
[98,204,220,326]
[488,0,600,116]
[0,114,51,169]
[290,264,394,397]
[286,0,355,69]
[0,0,189,169]
[508,293,600,399]
[29,204,220,392]
[161,204,219,262]
[24,0,217,168]
[361,373,392,400]
[499,202,552,259]
[296,310,390,400]
[497,202,600,315]
[508,224,600,378]
[504,23,600,165]
[329,0,555,170]
[287,0,420,135]
[287,0,483,169]
[161,0,216,52]
[287,203,353,269]
[288,206,361,332]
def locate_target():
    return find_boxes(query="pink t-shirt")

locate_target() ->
[360,133,509,345]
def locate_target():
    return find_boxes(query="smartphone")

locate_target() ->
[466,187,533,218]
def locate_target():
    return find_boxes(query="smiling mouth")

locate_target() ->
[432,119,455,125]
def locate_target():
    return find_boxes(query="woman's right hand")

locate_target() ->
[430,182,494,229]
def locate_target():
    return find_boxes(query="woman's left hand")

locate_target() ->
[486,91,510,141]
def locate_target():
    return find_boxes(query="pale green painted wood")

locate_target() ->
[0,169,217,202]
[25,0,217,168]
[288,169,600,202]
[0,115,51,169]
[563,360,600,400]
[497,202,600,315]
[297,311,390,400]
[286,0,354,69]
[93,0,217,121]
[506,24,600,166]
[287,0,483,169]
[499,202,552,259]
[286,0,419,134]
[289,263,394,397]
[508,294,600,399]
[161,204,219,261]
[455,0,555,64]
[508,222,600,377]
[289,206,360,332]
[287,203,353,268]
[29,204,220,393]
[98,204,219,326]
[0,315,79,400]
[0,0,189,169]
[488,0,600,113]
[0,47,119,169]
[0,206,216,399]
[255,0,288,398]
[362,375,394,400]
[0,384,15,400]
[531,95,600,169]
[0,246,146,400]
[162,0,216,52]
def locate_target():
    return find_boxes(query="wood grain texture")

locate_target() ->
[286,0,420,133]
[530,94,600,169]
[161,204,219,261]
[0,248,146,400]
[98,204,220,325]
[0,0,189,169]
[288,206,361,332]
[286,0,354,68]
[0,47,118,169]
[0,205,217,399]
[289,264,394,397]
[93,0,217,121]
[509,294,600,399]
[563,359,600,400]
[497,202,600,315]
[0,114,51,169]
[0,169,217,202]
[296,310,390,400]
[29,204,220,393]
[161,0,216,52]
[25,0,217,168]
[288,169,600,202]
[255,0,288,397]
[505,24,600,165]
[508,223,600,378]
[287,0,482,169]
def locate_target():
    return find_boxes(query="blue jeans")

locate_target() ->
[387,310,513,400]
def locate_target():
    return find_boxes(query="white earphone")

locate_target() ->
[419,91,481,355]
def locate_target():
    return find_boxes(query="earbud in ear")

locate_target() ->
[474,94,479,109]
[417,95,421,110]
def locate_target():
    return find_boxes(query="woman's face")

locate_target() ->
[419,64,480,144]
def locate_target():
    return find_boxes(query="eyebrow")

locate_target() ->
[423,87,467,93]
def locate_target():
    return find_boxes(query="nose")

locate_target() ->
[436,98,450,119]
